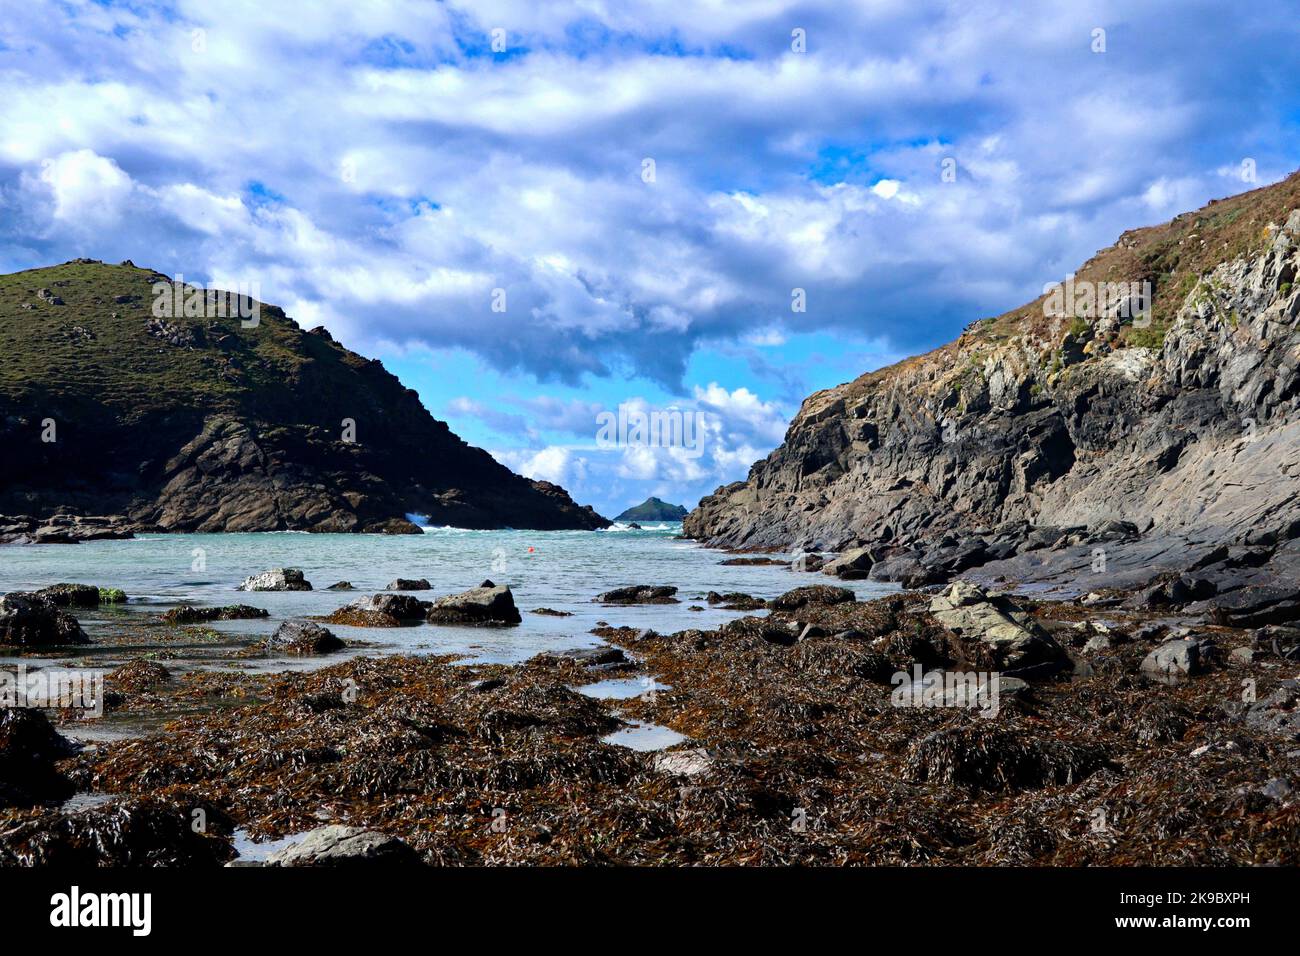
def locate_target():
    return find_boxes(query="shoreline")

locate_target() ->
[3,553,1297,865]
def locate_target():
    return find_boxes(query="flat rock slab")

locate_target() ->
[264,825,419,866]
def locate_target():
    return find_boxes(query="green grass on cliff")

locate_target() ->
[979,170,1300,351]
[0,259,401,430]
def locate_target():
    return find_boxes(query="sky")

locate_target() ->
[1,1,1298,519]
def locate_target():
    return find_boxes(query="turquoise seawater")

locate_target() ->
[0,523,896,668]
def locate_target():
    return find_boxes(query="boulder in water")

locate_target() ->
[237,568,312,592]
[269,621,345,655]
[427,581,521,626]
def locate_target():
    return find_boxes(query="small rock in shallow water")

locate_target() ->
[386,578,430,591]
[595,585,679,604]
[237,568,312,592]
[270,621,344,655]
[326,593,429,627]
[33,583,100,607]
[427,582,521,626]
[705,591,766,610]
[164,604,268,624]
[820,546,874,579]
[561,647,627,667]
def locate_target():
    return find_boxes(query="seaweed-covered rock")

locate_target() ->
[0,592,89,646]
[107,660,171,694]
[903,723,1111,794]
[0,708,78,807]
[770,584,856,612]
[237,568,312,592]
[0,797,235,866]
[270,621,344,655]
[33,583,101,607]
[326,593,429,627]
[163,604,268,625]
[427,582,521,626]
[594,585,679,604]
[363,518,425,535]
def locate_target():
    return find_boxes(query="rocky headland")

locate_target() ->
[686,172,1300,614]
[0,261,607,534]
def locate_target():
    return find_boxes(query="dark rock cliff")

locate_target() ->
[686,173,1300,562]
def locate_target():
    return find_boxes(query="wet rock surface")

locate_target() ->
[0,514,134,545]
[163,604,268,625]
[0,709,78,808]
[0,592,89,646]
[269,621,345,655]
[426,581,522,626]
[595,585,679,605]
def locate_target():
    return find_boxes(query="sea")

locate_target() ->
[0,522,896,672]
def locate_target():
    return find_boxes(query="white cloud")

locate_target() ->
[35,150,132,227]
[1,0,1297,513]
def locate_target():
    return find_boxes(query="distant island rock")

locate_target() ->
[0,261,609,533]
[615,497,688,522]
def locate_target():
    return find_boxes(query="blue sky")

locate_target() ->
[2,1,1299,518]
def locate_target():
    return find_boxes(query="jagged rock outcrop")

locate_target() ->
[687,174,1300,583]
[0,261,608,532]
